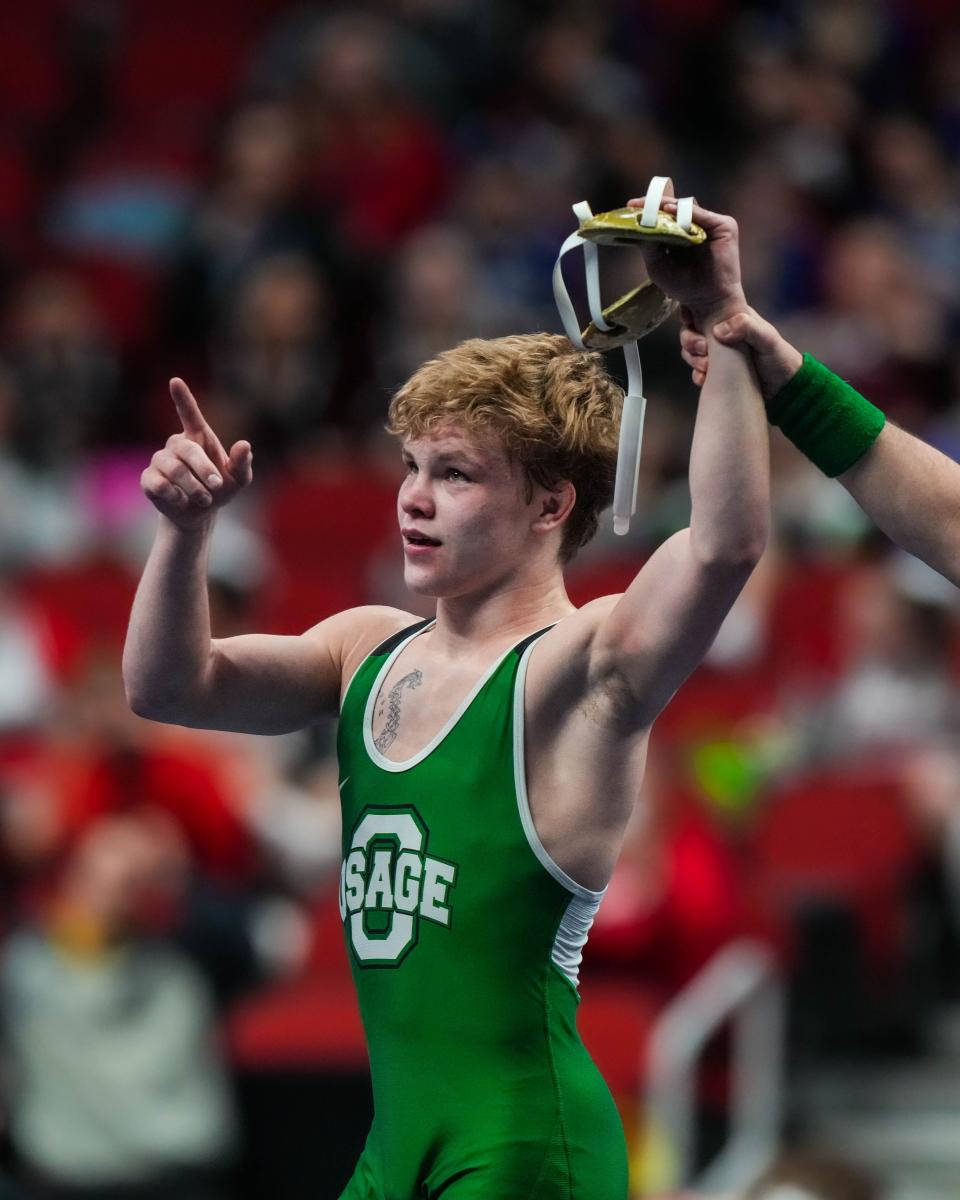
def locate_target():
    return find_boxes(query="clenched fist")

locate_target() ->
[627,183,747,327]
[141,378,253,531]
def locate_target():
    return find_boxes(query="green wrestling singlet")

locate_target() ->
[336,618,629,1200]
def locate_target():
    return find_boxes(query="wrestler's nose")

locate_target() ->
[400,472,435,519]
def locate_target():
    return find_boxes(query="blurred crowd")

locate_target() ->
[1,0,960,1197]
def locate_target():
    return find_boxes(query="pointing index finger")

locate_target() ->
[170,378,209,437]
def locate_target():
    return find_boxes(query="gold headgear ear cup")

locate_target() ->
[578,206,707,248]
[581,282,678,350]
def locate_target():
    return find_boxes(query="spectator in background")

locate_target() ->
[862,115,960,313]
[0,576,57,734]
[0,365,91,567]
[164,101,337,360]
[55,648,253,881]
[452,154,573,329]
[0,814,236,1200]
[724,155,818,317]
[799,555,960,764]
[927,32,960,155]
[902,744,960,1001]
[781,220,948,411]
[0,647,257,920]
[212,252,336,462]
[4,271,118,473]
[290,13,451,254]
[0,635,324,991]
[376,224,529,391]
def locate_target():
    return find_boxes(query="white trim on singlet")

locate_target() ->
[340,657,368,716]
[512,634,605,987]
[363,620,515,773]
[339,619,431,715]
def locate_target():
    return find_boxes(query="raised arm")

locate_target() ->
[587,198,769,726]
[123,378,409,733]
[680,308,960,588]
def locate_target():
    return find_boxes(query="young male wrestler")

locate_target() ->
[680,307,960,587]
[123,194,765,1199]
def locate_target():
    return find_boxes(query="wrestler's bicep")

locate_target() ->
[181,606,414,734]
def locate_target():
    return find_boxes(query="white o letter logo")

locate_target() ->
[345,811,424,964]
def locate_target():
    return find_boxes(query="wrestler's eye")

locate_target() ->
[445,468,469,482]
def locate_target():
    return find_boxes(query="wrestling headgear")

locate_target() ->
[552,176,704,535]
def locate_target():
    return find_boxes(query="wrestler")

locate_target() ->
[123,192,764,1199]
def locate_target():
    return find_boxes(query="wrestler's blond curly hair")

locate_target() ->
[387,333,622,563]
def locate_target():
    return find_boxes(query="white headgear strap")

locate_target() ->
[552,178,693,536]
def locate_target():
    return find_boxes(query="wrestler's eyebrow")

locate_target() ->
[434,449,484,470]
[404,446,486,471]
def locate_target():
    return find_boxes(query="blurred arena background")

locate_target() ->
[0,1,959,1198]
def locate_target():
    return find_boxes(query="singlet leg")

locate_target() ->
[337,1150,383,1200]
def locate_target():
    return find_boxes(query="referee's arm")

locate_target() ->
[680,308,960,588]
[838,423,960,588]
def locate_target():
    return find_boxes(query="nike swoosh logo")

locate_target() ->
[338,777,350,792]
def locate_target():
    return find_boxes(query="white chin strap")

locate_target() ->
[552,177,691,536]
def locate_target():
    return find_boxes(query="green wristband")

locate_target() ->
[767,353,886,477]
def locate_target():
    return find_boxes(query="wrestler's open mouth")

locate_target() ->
[402,529,441,546]
[403,536,442,558]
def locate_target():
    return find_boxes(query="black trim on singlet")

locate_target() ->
[372,618,555,662]
[512,624,557,657]
[371,618,434,659]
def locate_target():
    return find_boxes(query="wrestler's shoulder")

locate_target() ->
[306,605,423,681]
[547,593,622,645]
[528,593,623,687]
[302,604,421,640]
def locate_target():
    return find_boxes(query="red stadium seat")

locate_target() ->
[0,138,38,240]
[655,661,781,744]
[61,255,159,351]
[747,765,919,975]
[114,28,251,118]
[255,461,399,634]
[578,979,662,1097]
[0,26,65,127]
[766,557,863,687]
[226,971,369,1071]
[253,571,369,636]
[262,463,398,578]
[565,555,646,607]
[227,885,366,1069]
[226,886,662,1091]
[17,556,139,660]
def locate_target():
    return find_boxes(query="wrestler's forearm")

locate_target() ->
[838,422,960,586]
[687,328,770,565]
[122,517,216,719]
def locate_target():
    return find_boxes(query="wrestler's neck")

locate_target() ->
[431,563,575,659]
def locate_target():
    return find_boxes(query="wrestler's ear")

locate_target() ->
[532,480,576,535]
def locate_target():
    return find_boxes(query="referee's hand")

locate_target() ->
[679,306,804,402]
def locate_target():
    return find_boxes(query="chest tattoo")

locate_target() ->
[374,670,423,752]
